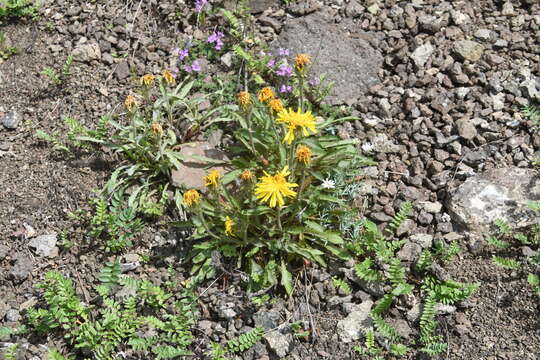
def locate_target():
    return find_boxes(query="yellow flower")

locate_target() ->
[162,69,176,85]
[254,166,298,208]
[276,108,318,144]
[240,169,255,181]
[295,53,311,71]
[140,74,155,86]
[237,91,252,110]
[269,98,284,113]
[125,95,136,111]
[183,189,201,207]
[258,87,275,103]
[296,145,312,165]
[204,169,221,188]
[151,122,163,135]
[224,216,235,236]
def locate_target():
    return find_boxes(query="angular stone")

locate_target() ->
[336,300,373,343]
[454,40,484,62]
[455,118,477,140]
[274,13,382,105]
[28,234,58,258]
[170,141,230,190]
[411,43,434,68]
[264,331,292,358]
[73,41,101,62]
[446,167,540,234]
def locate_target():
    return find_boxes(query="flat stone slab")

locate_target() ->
[274,12,382,105]
[446,167,540,234]
[170,141,229,190]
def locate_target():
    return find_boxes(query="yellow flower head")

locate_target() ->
[254,166,298,208]
[269,98,284,113]
[183,189,201,207]
[162,69,176,85]
[258,87,275,103]
[151,122,163,135]
[276,108,318,144]
[237,91,252,110]
[224,216,235,236]
[296,145,312,165]
[240,169,255,181]
[125,95,136,111]
[295,53,311,72]
[204,169,221,188]
[140,74,155,86]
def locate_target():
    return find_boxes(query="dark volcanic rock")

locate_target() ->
[274,13,382,105]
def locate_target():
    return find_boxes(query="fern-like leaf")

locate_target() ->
[226,327,264,353]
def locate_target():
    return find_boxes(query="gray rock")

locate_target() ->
[0,244,8,260]
[454,40,484,62]
[520,79,538,99]
[450,10,470,25]
[455,118,477,140]
[446,167,540,235]
[491,93,505,111]
[264,331,292,357]
[418,201,442,213]
[410,233,433,248]
[73,41,101,62]
[474,29,492,41]
[397,242,422,263]
[336,300,373,343]
[2,111,20,130]
[115,61,130,80]
[345,0,363,18]
[218,302,237,320]
[410,43,434,68]
[9,255,33,283]
[286,0,322,16]
[170,141,230,190]
[370,134,402,153]
[328,295,352,308]
[29,234,58,258]
[501,1,514,16]
[274,13,382,105]
[220,52,233,68]
[0,300,9,320]
[253,310,281,330]
[5,309,21,322]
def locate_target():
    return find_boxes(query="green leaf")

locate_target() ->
[222,169,243,185]
[280,260,293,296]
[304,220,325,233]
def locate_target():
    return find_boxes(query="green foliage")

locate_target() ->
[25,270,196,360]
[98,259,121,290]
[0,31,18,59]
[0,0,38,22]
[332,277,351,294]
[41,55,74,86]
[422,276,478,305]
[226,327,264,353]
[48,348,73,360]
[528,274,540,296]
[486,236,510,249]
[493,256,520,270]
[385,201,412,235]
[0,325,26,340]
[4,343,18,360]
[87,190,144,252]
[523,104,540,125]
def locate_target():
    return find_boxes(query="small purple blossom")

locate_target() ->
[267,59,276,67]
[178,48,189,60]
[195,0,207,12]
[171,68,179,78]
[279,84,293,93]
[275,64,292,77]
[207,31,225,51]
[278,48,290,56]
[308,78,319,86]
[191,60,201,72]
[184,64,192,73]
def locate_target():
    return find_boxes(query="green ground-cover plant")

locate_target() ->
[40,54,74,86]
[17,269,198,360]
[0,31,17,59]
[0,0,38,22]
[178,54,373,294]
[487,214,540,295]
[349,202,478,357]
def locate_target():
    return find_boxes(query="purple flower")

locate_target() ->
[172,68,179,78]
[267,59,276,67]
[184,64,192,73]
[279,84,293,93]
[278,48,290,56]
[275,64,292,77]
[191,60,201,72]
[195,0,207,12]
[207,31,225,51]
[178,48,189,60]
[308,78,319,86]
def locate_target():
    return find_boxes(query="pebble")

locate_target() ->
[1,111,20,129]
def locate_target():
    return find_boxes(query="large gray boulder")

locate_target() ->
[446,167,540,234]
[274,13,382,105]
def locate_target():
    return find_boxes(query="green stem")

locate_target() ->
[246,110,257,155]
[296,171,307,204]
[276,207,282,232]
[197,207,219,240]
[299,74,305,112]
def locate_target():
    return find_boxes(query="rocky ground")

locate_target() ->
[1,0,539,359]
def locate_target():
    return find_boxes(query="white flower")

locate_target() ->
[361,142,374,153]
[321,178,335,189]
